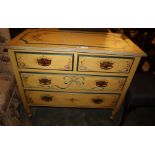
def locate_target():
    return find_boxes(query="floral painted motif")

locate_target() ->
[31,33,43,41]
[17,56,26,68]
[22,74,29,87]
[64,58,72,70]
[66,98,79,102]
[79,59,88,71]
[118,78,126,90]
[117,60,132,73]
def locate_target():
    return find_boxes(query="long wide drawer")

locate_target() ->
[78,55,134,73]
[16,52,73,71]
[21,73,126,92]
[25,90,120,108]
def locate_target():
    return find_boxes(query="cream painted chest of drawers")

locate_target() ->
[8,29,146,119]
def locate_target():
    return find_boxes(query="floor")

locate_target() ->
[19,104,155,126]
[20,106,122,126]
[123,107,155,126]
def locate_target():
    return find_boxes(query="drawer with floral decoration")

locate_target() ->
[25,90,120,108]
[16,52,73,71]
[21,72,127,92]
[78,55,134,73]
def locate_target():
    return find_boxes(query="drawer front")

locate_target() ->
[78,55,134,73]
[16,52,73,71]
[21,73,126,92]
[25,91,119,108]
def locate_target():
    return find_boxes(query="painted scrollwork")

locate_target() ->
[64,58,72,70]
[17,56,26,68]
[64,76,84,86]
[26,94,34,104]
[117,60,132,73]
[21,74,30,87]
[118,78,126,90]
[31,33,43,41]
[53,76,85,89]
[78,59,88,71]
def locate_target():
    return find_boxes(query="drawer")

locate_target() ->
[25,91,120,108]
[21,73,127,92]
[16,52,73,71]
[78,55,134,73]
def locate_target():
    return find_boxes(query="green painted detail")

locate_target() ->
[20,72,128,78]
[24,89,120,95]
[52,76,85,89]
[78,54,134,59]
[15,51,73,56]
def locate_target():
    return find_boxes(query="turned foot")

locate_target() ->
[25,107,32,117]
[110,110,117,120]
[27,112,32,117]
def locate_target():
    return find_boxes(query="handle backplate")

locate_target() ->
[39,78,51,85]
[37,58,52,66]
[96,81,108,87]
[92,98,103,104]
[41,95,53,102]
[100,61,113,70]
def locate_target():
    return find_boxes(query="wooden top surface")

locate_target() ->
[7,29,146,56]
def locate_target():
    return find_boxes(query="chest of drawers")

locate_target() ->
[8,29,146,119]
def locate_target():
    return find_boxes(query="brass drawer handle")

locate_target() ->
[39,78,51,85]
[92,98,103,104]
[41,96,53,102]
[100,61,113,70]
[96,81,108,87]
[37,58,52,66]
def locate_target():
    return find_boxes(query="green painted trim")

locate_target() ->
[24,87,123,92]
[15,51,73,56]
[24,89,120,95]
[15,52,74,71]
[77,54,134,73]
[18,67,73,71]
[19,30,125,49]
[78,70,130,74]
[78,54,134,59]
[20,71,128,78]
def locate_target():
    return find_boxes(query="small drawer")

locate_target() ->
[21,73,126,92]
[78,55,134,73]
[16,52,73,71]
[25,90,120,108]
